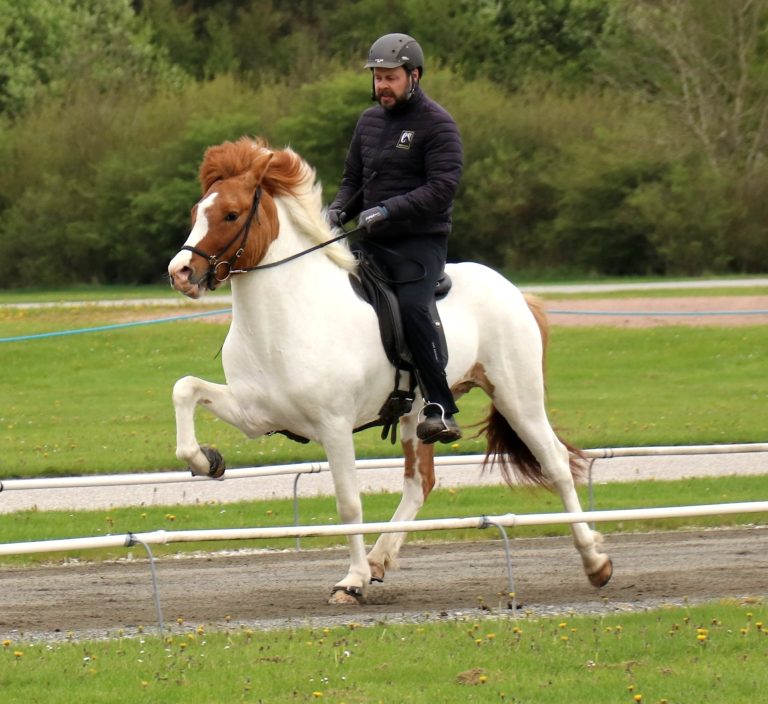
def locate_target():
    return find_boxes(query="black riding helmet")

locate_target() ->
[364,33,424,73]
[364,33,424,100]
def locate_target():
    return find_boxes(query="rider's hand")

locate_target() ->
[358,206,389,232]
[328,208,344,228]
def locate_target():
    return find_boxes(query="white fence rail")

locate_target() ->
[2,442,767,493]
[2,501,767,557]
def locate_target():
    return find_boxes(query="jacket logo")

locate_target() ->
[396,131,415,149]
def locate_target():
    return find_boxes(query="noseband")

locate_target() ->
[181,186,263,289]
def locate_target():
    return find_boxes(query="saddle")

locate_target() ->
[349,251,451,442]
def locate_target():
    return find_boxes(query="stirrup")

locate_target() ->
[416,403,461,444]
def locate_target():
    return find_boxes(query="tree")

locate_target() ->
[602,0,768,178]
[0,0,182,119]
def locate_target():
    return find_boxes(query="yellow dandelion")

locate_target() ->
[14,651,23,659]
[756,622,763,631]
[740,628,748,636]
[475,638,483,646]
[312,692,323,698]
[560,635,569,642]
[478,675,488,684]
[196,626,205,635]
[558,622,567,629]
[697,634,707,642]
[2,640,10,648]
[179,643,187,651]
[633,695,642,702]
[487,633,496,640]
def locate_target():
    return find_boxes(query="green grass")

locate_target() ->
[1,294,767,478]
[3,475,766,566]
[0,284,182,303]
[2,601,765,703]
[2,323,767,476]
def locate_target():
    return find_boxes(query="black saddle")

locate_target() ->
[349,252,451,369]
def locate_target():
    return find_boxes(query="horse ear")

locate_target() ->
[249,148,275,186]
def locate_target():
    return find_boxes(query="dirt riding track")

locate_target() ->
[2,527,767,639]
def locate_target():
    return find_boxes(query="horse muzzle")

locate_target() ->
[168,260,209,299]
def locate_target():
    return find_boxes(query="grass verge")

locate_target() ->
[1,600,765,703]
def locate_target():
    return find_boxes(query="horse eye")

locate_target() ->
[225,212,239,222]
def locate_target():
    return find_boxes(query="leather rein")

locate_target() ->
[182,186,360,289]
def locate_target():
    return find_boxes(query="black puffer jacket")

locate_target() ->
[331,87,463,239]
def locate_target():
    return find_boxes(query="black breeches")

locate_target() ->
[358,235,458,415]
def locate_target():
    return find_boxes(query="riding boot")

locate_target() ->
[416,402,462,444]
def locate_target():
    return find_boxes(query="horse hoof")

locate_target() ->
[369,561,385,583]
[328,585,364,605]
[200,444,226,479]
[588,558,613,588]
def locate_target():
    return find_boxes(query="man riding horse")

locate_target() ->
[329,33,463,445]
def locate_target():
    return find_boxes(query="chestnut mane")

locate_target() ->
[200,137,356,271]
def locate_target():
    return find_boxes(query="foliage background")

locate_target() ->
[1,0,768,287]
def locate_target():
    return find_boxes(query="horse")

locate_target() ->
[167,137,612,604]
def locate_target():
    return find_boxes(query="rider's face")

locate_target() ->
[373,67,415,109]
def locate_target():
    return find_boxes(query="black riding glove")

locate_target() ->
[328,209,344,227]
[358,206,389,232]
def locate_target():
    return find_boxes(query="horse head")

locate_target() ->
[168,138,283,298]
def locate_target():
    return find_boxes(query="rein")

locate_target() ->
[183,185,366,288]
[230,226,362,274]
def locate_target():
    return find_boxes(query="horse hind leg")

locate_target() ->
[485,400,612,587]
[366,413,435,584]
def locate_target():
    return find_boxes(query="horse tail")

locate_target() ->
[481,293,586,488]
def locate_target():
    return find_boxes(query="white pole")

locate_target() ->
[1,443,766,492]
[0,501,765,556]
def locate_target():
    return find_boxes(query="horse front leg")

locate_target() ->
[172,375,248,478]
[366,413,435,583]
[322,430,371,605]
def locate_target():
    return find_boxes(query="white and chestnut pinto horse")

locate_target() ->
[167,137,612,604]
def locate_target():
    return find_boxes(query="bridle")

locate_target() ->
[181,185,364,289]
[181,186,263,290]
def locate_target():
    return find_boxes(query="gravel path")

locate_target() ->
[3,527,766,642]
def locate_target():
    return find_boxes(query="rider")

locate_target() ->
[328,33,463,444]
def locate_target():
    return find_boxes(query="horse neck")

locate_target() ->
[230,201,351,320]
